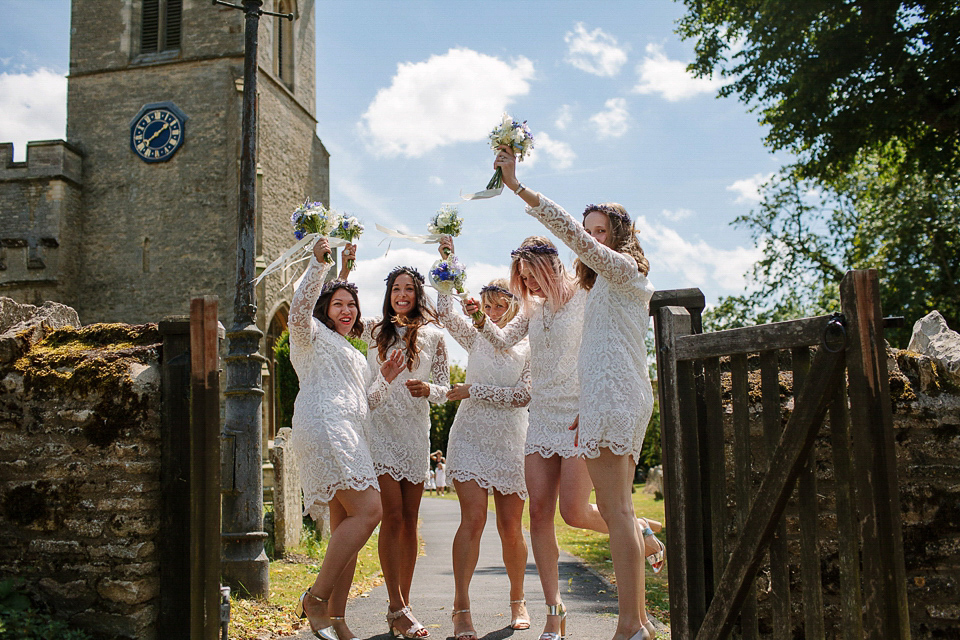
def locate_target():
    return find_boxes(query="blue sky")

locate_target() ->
[1,0,780,364]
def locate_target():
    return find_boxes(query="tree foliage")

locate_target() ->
[429,363,466,454]
[677,0,960,181]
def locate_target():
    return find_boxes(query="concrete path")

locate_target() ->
[284,496,664,640]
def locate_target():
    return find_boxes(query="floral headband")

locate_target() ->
[321,279,359,296]
[510,244,558,258]
[584,203,630,224]
[385,265,425,284]
[480,284,515,298]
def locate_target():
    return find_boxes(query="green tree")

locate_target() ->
[677,0,960,182]
[429,363,466,454]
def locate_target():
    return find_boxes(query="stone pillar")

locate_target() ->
[270,428,303,555]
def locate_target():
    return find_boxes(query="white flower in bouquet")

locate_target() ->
[484,113,534,190]
[331,215,364,269]
[427,205,463,256]
[429,256,483,321]
[291,200,342,262]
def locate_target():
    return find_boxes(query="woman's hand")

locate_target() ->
[446,383,472,402]
[338,242,357,279]
[405,379,430,398]
[438,235,455,258]
[569,414,580,447]
[380,349,405,383]
[313,236,331,263]
[494,144,520,191]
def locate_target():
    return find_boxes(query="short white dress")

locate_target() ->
[360,319,450,483]
[527,196,655,461]
[287,257,381,520]
[438,293,531,498]
[477,287,586,459]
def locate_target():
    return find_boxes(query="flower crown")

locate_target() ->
[385,265,425,284]
[321,279,359,296]
[584,203,631,224]
[510,244,558,258]
[480,284,515,298]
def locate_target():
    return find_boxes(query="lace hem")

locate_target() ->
[375,464,428,485]
[524,442,580,459]
[446,469,528,500]
[303,476,380,518]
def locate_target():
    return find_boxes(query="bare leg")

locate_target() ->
[525,453,564,637]
[379,474,428,637]
[493,489,529,629]
[303,488,382,632]
[328,497,360,640]
[451,480,487,640]
[585,451,649,640]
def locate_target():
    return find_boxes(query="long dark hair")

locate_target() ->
[373,266,439,370]
[313,281,364,339]
[575,203,650,290]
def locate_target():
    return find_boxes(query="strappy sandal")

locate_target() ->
[510,598,530,630]
[643,619,657,638]
[539,602,566,640]
[452,608,478,640]
[330,615,359,640]
[641,524,666,573]
[387,605,429,639]
[295,590,338,640]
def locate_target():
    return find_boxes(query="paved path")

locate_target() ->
[284,496,664,640]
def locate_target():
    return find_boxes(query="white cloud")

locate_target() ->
[359,48,534,158]
[589,97,629,139]
[633,44,723,101]
[0,69,67,161]
[555,104,573,130]
[661,208,693,222]
[727,172,773,204]
[428,176,444,186]
[564,23,628,77]
[525,131,575,171]
[635,216,761,292]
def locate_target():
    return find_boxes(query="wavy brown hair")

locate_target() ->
[575,203,650,290]
[373,267,439,371]
[313,281,364,339]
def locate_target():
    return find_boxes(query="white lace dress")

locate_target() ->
[360,319,450,483]
[527,195,656,462]
[438,294,531,498]
[477,288,586,459]
[287,257,381,519]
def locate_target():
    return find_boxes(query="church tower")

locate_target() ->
[64,0,329,336]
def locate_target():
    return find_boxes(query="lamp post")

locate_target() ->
[212,0,292,599]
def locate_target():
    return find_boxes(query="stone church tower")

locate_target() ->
[0,0,328,440]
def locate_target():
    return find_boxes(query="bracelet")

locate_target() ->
[473,315,486,330]
[513,183,526,195]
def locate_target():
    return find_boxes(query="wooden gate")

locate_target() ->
[651,270,910,640]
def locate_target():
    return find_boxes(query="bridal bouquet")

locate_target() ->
[429,256,483,321]
[292,200,341,262]
[462,113,534,200]
[331,215,364,269]
[427,205,462,256]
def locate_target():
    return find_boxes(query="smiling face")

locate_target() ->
[519,262,545,298]
[483,294,512,325]
[327,288,358,336]
[584,210,612,248]
[390,273,417,317]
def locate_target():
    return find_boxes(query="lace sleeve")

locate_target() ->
[288,256,332,350]
[477,310,530,349]
[367,369,395,410]
[426,334,450,405]
[470,355,531,408]
[437,293,477,352]
[358,317,378,346]
[527,195,639,287]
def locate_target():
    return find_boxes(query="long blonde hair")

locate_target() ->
[575,203,649,290]
[509,236,576,314]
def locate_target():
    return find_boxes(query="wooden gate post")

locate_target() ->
[840,270,911,639]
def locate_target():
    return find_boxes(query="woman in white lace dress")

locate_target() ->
[356,265,450,639]
[493,146,658,640]
[465,236,613,640]
[289,239,404,640]
[436,238,532,640]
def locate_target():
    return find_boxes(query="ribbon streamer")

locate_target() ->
[253,233,347,287]
[375,223,447,245]
[459,186,504,201]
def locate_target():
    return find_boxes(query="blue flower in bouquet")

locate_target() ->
[331,215,364,269]
[290,200,341,262]
[484,113,534,191]
[429,256,467,295]
[427,205,463,244]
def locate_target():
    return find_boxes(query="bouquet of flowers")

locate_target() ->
[462,113,534,200]
[427,205,462,256]
[429,256,484,322]
[331,215,364,269]
[291,200,341,262]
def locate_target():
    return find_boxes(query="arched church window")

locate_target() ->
[141,0,183,54]
[274,0,295,89]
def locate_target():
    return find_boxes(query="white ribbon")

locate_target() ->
[459,186,504,201]
[253,233,347,287]
[375,223,447,245]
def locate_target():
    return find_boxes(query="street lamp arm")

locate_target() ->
[211,0,293,19]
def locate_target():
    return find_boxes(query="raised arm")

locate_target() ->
[437,293,477,352]
[476,308,530,350]
[288,252,333,350]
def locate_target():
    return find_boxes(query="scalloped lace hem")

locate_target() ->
[303,478,380,520]
[525,443,580,459]
[447,470,528,500]
[375,465,428,485]
[576,438,640,463]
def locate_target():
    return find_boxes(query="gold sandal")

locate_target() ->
[452,608,477,640]
[510,598,530,630]
[330,615,359,640]
[387,605,429,639]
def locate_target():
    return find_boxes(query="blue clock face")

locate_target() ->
[131,107,185,163]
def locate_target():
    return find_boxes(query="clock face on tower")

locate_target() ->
[129,101,188,163]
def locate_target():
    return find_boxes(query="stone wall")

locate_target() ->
[0,299,163,639]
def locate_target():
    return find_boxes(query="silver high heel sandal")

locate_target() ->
[452,608,478,640]
[295,590,338,640]
[627,627,652,640]
[641,524,666,574]
[387,605,429,639]
[538,602,566,640]
[329,616,359,640]
[643,619,657,638]
[510,598,530,630]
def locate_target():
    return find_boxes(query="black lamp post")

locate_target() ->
[212,0,292,599]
